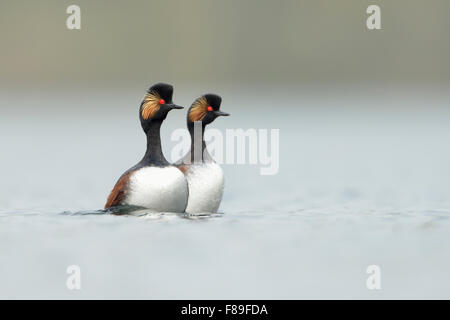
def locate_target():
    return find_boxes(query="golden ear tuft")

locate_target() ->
[189,96,208,122]
[141,92,161,120]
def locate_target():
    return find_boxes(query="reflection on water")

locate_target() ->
[60,205,224,220]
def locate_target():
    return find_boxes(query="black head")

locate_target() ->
[139,83,183,130]
[187,93,230,126]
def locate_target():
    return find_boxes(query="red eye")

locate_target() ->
[159,99,165,104]
[207,106,213,111]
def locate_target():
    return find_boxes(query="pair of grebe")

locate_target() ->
[104,83,230,214]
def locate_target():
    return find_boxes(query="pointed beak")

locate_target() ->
[168,104,184,110]
[214,110,230,117]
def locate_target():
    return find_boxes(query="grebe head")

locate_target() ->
[139,83,183,131]
[187,94,229,127]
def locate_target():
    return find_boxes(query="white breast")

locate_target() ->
[184,162,224,214]
[125,166,188,213]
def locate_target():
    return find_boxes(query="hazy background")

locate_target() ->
[1,0,450,89]
[1,0,450,299]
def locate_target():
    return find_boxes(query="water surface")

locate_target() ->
[1,87,449,299]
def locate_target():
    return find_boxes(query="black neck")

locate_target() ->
[188,122,207,163]
[141,120,168,166]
